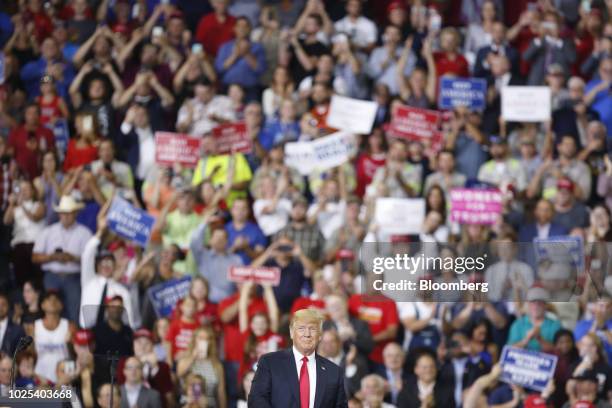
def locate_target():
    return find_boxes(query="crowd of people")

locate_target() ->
[0,0,611,407]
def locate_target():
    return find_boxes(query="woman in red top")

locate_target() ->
[173,277,219,330]
[166,295,200,362]
[355,128,387,197]
[63,112,99,172]
[238,282,282,381]
[36,75,68,127]
[433,28,469,80]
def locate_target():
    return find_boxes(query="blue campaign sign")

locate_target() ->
[107,196,156,247]
[438,77,487,111]
[52,119,70,161]
[534,235,584,270]
[500,346,558,391]
[148,276,192,318]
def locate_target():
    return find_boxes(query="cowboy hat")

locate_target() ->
[54,195,85,213]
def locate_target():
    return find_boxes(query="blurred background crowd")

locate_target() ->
[1,0,612,407]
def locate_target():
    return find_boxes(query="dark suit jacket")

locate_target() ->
[396,377,456,408]
[0,320,25,355]
[249,348,348,408]
[518,222,569,268]
[120,384,162,408]
[523,37,576,85]
[474,44,520,78]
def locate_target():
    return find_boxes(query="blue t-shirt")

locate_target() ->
[575,318,612,364]
[77,199,101,234]
[259,120,300,151]
[454,133,488,180]
[585,79,612,136]
[225,221,267,265]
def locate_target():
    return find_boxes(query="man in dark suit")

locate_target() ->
[473,22,520,78]
[249,309,348,408]
[519,199,569,268]
[119,356,162,408]
[0,292,25,356]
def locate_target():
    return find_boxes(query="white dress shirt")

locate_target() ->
[293,346,317,408]
[537,223,551,239]
[0,318,7,349]
[124,383,141,407]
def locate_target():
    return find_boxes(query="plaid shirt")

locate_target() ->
[274,222,325,262]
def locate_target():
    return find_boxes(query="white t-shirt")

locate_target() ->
[11,201,45,246]
[253,198,292,236]
[307,200,346,240]
[334,16,377,49]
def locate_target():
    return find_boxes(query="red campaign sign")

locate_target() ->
[212,122,253,154]
[155,132,202,168]
[385,105,443,152]
[228,266,281,286]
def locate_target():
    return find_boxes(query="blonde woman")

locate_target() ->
[177,327,226,408]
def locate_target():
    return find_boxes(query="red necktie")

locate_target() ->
[299,356,310,408]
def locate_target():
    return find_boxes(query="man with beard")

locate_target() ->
[478,136,527,193]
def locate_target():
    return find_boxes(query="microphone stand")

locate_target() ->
[108,351,119,408]
[9,337,25,391]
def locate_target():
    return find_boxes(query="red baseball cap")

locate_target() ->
[574,401,596,408]
[336,248,355,260]
[73,329,94,347]
[134,328,153,341]
[105,295,124,305]
[557,177,574,191]
[387,1,406,13]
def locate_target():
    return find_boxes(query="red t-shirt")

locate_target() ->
[165,318,199,359]
[172,299,219,330]
[195,13,236,56]
[355,153,386,197]
[8,125,55,180]
[238,330,285,381]
[348,294,399,364]
[290,297,326,316]
[37,95,63,126]
[433,52,469,79]
[63,139,98,172]
[217,293,267,362]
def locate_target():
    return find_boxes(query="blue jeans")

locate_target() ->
[43,271,81,322]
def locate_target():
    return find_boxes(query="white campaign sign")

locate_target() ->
[501,86,551,122]
[284,132,356,175]
[374,198,426,235]
[327,95,377,134]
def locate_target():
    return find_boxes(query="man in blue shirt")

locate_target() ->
[214,16,266,99]
[20,37,75,99]
[575,296,612,364]
[585,57,612,137]
[225,197,267,264]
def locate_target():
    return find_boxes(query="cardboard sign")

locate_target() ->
[374,198,426,235]
[284,131,356,175]
[500,346,558,392]
[501,86,551,122]
[228,266,281,286]
[212,121,252,154]
[450,188,503,225]
[107,196,156,247]
[438,77,487,111]
[327,95,378,134]
[155,132,202,167]
[147,276,192,318]
[385,105,443,151]
[534,236,584,269]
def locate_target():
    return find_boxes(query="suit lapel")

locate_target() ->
[283,349,300,405]
[314,355,327,408]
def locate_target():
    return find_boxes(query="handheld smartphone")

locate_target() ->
[152,26,164,38]
[82,115,93,133]
[132,3,140,19]
[191,43,203,54]
[192,383,202,399]
[429,11,442,32]
[64,361,75,376]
